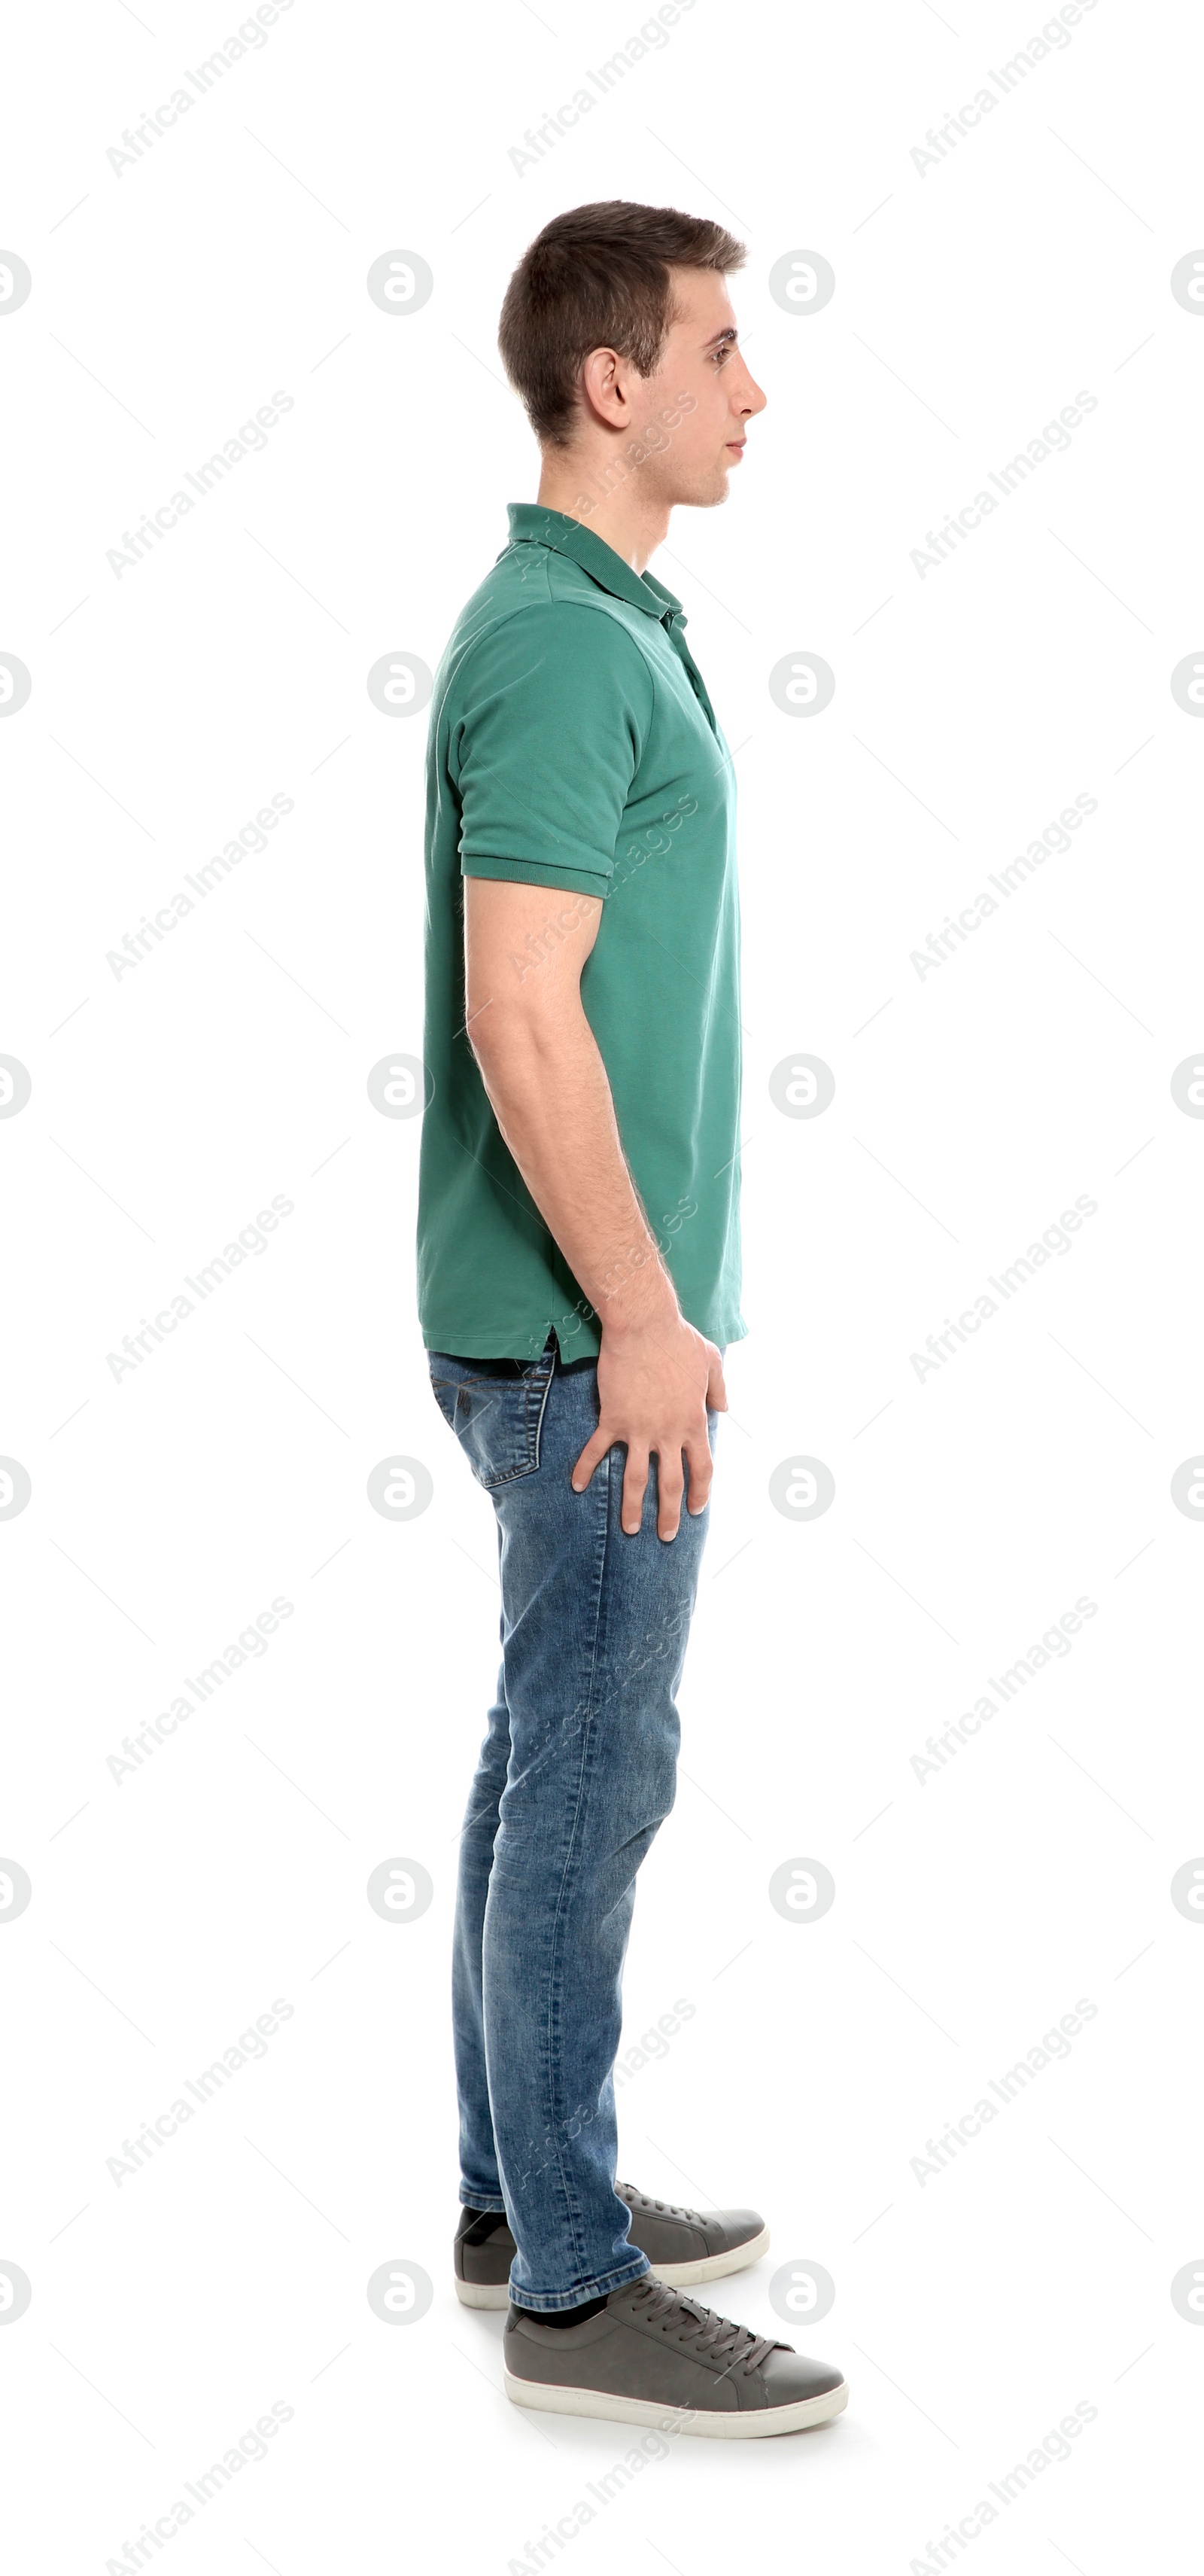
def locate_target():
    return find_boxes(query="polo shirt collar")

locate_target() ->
[506,503,684,624]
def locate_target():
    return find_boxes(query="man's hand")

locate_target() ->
[571,1298,727,1541]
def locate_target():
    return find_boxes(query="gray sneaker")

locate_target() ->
[454,2180,769,2310]
[504,2277,848,2438]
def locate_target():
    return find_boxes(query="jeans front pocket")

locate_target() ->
[427,1348,556,1490]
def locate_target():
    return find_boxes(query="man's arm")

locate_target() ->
[464,875,726,1540]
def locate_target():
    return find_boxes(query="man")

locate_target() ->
[418,200,847,2437]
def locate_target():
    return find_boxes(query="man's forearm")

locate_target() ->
[462,873,724,1536]
[471,1006,676,1335]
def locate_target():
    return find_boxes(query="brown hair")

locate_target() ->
[498,199,746,449]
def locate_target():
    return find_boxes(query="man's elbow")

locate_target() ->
[467,987,567,1084]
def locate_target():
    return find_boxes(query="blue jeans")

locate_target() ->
[428,1337,718,2312]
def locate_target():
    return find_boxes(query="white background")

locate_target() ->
[3,1,1202,2568]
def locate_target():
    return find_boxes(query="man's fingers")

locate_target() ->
[683,1436,714,1516]
[657,1461,686,1542]
[621,1446,650,1536]
[574,1392,719,1532]
[570,1428,611,1492]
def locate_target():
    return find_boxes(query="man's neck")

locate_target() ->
[534,456,669,577]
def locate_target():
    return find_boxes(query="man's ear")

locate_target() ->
[579,345,631,429]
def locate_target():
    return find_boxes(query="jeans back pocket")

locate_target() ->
[427,1347,555,1490]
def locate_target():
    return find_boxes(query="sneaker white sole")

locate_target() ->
[648,2223,771,2288]
[455,2224,772,2310]
[455,2277,510,2308]
[504,2369,849,2438]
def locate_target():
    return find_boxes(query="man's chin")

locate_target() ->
[673,470,732,510]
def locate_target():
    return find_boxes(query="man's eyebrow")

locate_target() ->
[701,324,738,350]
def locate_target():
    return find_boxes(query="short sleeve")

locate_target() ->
[451,602,654,898]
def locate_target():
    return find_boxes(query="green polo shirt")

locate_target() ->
[416,502,745,1363]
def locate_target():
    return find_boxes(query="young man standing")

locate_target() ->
[417,201,847,2436]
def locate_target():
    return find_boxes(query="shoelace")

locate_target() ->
[628,2278,783,2377]
[618,2180,703,2224]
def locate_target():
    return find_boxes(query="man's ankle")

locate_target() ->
[517,2292,608,2328]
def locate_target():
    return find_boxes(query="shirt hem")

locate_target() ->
[460,855,611,900]
[421,1313,748,1363]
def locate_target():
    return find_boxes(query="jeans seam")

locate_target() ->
[527,1353,555,1469]
[536,1442,614,2297]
